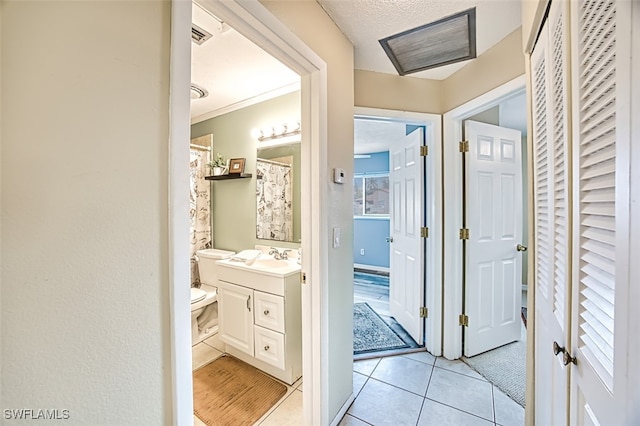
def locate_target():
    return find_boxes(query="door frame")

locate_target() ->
[169,1,329,424]
[354,107,442,356]
[441,75,526,360]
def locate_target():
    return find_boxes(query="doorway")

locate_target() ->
[442,77,528,407]
[169,1,328,424]
[352,108,443,359]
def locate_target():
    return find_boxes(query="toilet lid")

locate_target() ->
[191,288,207,304]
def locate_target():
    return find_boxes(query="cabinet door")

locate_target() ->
[218,282,254,356]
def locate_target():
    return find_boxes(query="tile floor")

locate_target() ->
[192,335,524,426]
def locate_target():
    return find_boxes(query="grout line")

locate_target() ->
[423,396,496,424]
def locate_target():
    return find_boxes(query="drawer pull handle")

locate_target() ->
[264,309,270,316]
[246,296,251,312]
[264,345,270,352]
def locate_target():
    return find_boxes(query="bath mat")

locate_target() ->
[353,302,409,354]
[193,355,287,426]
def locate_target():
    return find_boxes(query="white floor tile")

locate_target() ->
[435,357,486,381]
[191,342,223,370]
[347,378,424,426]
[203,333,225,352]
[258,390,303,426]
[426,367,494,422]
[353,372,368,397]
[370,355,432,396]
[339,414,372,425]
[193,415,207,426]
[493,386,525,426]
[417,399,494,426]
[353,357,380,376]
[402,351,436,366]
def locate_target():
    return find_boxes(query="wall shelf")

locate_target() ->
[205,173,252,181]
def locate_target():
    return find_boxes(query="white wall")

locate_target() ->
[1,2,173,424]
[260,0,355,421]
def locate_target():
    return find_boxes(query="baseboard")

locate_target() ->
[329,393,355,426]
[354,263,389,274]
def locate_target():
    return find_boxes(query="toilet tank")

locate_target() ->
[196,249,235,286]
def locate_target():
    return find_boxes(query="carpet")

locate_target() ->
[193,355,287,426]
[353,302,409,354]
[463,323,526,407]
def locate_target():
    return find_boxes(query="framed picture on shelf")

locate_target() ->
[228,158,246,174]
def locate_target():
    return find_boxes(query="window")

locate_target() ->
[353,174,390,216]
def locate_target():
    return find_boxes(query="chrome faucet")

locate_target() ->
[268,247,290,260]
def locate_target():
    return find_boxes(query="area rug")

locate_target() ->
[463,323,526,407]
[353,302,409,354]
[193,355,287,426]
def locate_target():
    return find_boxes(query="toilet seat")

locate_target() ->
[190,287,207,304]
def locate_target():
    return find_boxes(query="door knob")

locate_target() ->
[553,341,565,356]
[517,244,528,252]
[386,237,394,243]
[562,351,577,366]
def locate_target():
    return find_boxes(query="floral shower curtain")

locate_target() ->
[256,159,293,241]
[190,149,211,286]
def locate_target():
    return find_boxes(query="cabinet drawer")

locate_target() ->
[254,326,285,370]
[253,291,285,333]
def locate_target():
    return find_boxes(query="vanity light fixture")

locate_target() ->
[255,122,302,150]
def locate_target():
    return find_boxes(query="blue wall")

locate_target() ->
[354,151,390,269]
[355,151,389,173]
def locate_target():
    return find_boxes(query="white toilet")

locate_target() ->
[191,248,235,345]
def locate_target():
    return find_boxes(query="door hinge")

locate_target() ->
[420,307,428,318]
[459,314,469,327]
[459,140,469,153]
[459,228,469,240]
[421,227,429,238]
[301,271,307,284]
[420,145,429,156]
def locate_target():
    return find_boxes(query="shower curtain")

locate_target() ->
[256,159,293,241]
[190,148,211,286]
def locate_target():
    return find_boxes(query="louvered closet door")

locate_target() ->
[532,1,571,424]
[569,0,632,424]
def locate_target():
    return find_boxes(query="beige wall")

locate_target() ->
[260,0,355,421]
[441,27,524,112]
[1,2,172,424]
[191,91,302,251]
[355,70,443,114]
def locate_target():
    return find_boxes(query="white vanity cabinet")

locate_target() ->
[217,260,302,385]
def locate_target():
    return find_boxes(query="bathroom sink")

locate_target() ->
[250,257,291,269]
[216,253,301,295]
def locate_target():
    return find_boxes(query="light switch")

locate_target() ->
[333,227,341,248]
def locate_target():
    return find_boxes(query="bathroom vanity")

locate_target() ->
[216,255,302,385]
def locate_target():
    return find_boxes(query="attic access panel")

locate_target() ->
[379,8,477,76]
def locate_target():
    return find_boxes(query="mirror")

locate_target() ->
[256,143,301,242]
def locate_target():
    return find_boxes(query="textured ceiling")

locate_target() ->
[317,0,522,80]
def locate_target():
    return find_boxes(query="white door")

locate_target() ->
[569,1,631,424]
[389,127,424,345]
[530,1,635,424]
[218,282,254,356]
[531,2,571,424]
[464,120,523,357]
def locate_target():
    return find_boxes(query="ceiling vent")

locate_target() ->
[190,84,208,100]
[379,8,477,76]
[192,24,213,45]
